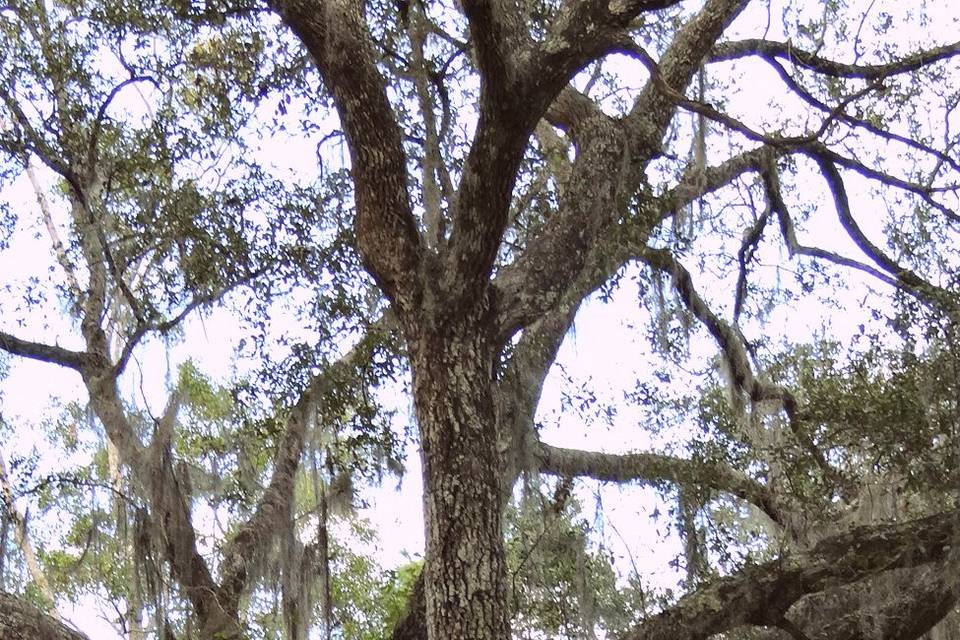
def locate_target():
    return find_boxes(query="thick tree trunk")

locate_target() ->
[407,296,510,640]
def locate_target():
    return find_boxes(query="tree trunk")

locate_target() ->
[407,295,510,640]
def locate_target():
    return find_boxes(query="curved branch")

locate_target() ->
[533,0,683,90]
[274,0,423,313]
[626,0,751,152]
[810,151,960,318]
[536,442,788,525]
[760,161,901,288]
[638,248,853,497]
[86,75,157,171]
[760,58,960,177]
[711,38,960,80]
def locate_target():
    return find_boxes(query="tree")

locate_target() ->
[1,0,959,638]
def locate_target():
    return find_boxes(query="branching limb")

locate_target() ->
[218,312,396,608]
[494,105,633,340]
[492,0,753,339]
[638,247,853,497]
[495,143,777,341]
[628,43,888,149]
[112,264,272,377]
[761,58,960,177]
[626,0,751,154]
[822,149,959,224]
[533,0,683,93]
[809,151,960,318]
[0,85,85,197]
[760,161,902,289]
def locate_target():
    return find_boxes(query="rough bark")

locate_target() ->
[0,592,88,640]
[271,0,423,313]
[780,560,960,640]
[625,508,960,640]
[407,291,510,640]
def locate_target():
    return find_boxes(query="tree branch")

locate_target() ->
[274,0,423,313]
[638,247,854,498]
[495,143,776,338]
[760,161,902,288]
[490,0,753,340]
[626,0,751,152]
[0,591,88,640]
[711,38,960,80]
[809,151,960,318]
[0,453,58,616]
[761,558,960,640]
[218,313,396,607]
[533,0,683,93]
[536,442,788,525]
[0,332,89,371]
[624,508,960,640]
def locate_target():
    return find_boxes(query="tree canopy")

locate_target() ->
[0,0,959,639]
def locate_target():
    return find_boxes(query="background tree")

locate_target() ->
[1,0,959,639]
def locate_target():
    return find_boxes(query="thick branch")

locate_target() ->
[496,295,582,497]
[0,592,88,640]
[460,0,525,93]
[274,0,423,312]
[534,0,683,92]
[492,0,752,339]
[496,143,776,338]
[495,110,633,338]
[625,508,960,640]
[0,332,89,371]
[767,559,960,640]
[442,1,686,305]
[536,442,788,525]
[627,0,750,152]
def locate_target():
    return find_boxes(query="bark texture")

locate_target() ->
[0,592,88,640]
[408,292,510,640]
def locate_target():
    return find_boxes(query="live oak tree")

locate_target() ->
[1,0,959,638]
